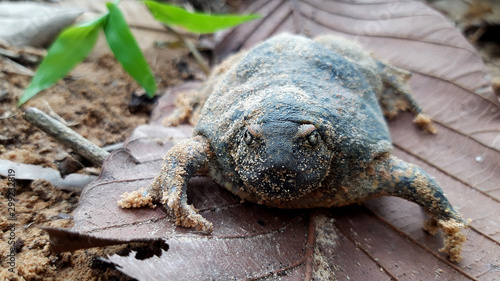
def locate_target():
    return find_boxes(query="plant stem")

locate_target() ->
[164,25,211,75]
[23,107,110,166]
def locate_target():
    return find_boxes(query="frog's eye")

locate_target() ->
[306,130,320,147]
[244,129,254,145]
[243,125,261,146]
[297,124,320,147]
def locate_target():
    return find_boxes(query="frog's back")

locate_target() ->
[195,34,392,167]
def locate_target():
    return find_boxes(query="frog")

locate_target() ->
[118,33,467,262]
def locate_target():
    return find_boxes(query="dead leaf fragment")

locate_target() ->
[0,2,83,47]
[0,159,95,190]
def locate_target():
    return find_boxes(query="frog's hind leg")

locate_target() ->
[163,51,247,127]
[162,87,206,127]
[372,155,467,262]
[375,61,437,134]
[314,35,436,133]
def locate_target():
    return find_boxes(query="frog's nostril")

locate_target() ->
[275,168,297,179]
[263,168,299,186]
[256,169,300,199]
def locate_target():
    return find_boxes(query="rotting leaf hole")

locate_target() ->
[115,239,170,260]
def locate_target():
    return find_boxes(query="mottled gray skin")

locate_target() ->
[125,34,466,261]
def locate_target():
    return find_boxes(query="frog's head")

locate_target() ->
[231,121,332,201]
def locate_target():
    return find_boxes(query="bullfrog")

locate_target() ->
[119,34,467,261]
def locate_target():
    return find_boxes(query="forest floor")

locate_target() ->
[0,0,499,280]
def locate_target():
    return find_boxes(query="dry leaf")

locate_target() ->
[0,159,95,190]
[45,0,500,280]
[0,3,83,47]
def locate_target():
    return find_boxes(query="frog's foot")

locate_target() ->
[376,62,437,134]
[162,90,199,127]
[149,136,214,233]
[161,189,213,233]
[117,136,215,234]
[117,186,213,233]
[413,113,437,134]
[424,217,468,262]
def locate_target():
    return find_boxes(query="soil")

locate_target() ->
[0,1,499,280]
[0,30,205,280]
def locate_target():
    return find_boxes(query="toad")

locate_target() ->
[119,34,467,261]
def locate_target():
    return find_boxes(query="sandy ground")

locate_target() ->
[0,30,205,279]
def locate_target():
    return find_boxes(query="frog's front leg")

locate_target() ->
[119,136,215,233]
[371,156,467,261]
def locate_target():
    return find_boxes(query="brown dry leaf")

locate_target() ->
[45,0,500,280]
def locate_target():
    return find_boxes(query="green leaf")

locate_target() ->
[19,15,107,106]
[104,3,156,97]
[144,1,261,34]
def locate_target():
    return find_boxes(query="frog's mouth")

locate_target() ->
[231,120,332,203]
[239,167,324,202]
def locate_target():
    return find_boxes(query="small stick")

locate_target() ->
[164,25,211,75]
[23,107,110,166]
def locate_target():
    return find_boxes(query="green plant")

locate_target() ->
[19,1,260,106]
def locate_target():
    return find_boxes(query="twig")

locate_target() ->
[164,25,211,75]
[43,100,68,125]
[22,107,110,166]
[1,56,34,76]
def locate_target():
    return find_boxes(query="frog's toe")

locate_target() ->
[164,194,213,234]
[413,113,437,134]
[117,188,155,209]
[178,208,214,233]
[424,217,468,262]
